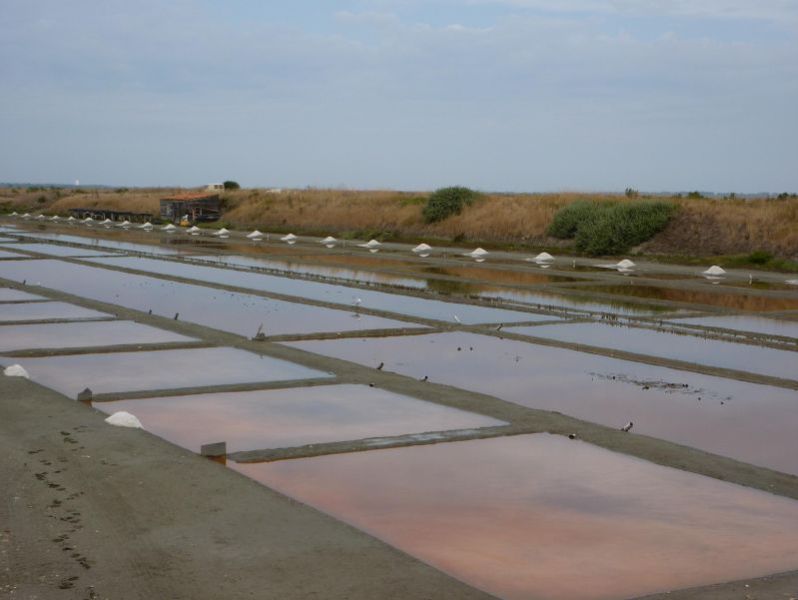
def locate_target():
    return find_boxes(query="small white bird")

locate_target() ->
[453,314,461,324]
[620,421,634,432]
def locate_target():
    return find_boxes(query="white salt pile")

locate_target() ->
[213,227,230,237]
[104,411,143,429]
[534,252,554,263]
[412,243,432,256]
[187,226,202,235]
[617,259,636,269]
[359,239,382,249]
[3,364,30,378]
[787,279,798,286]
[320,236,337,248]
[139,221,153,230]
[281,233,298,244]
[246,230,263,239]
[703,265,726,276]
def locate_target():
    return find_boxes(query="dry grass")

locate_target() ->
[2,186,796,259]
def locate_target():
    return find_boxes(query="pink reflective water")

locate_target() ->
[3,347,331,397]
[0,301,111,322]
[0,321,195,353]
[288,332,798,475]
[234,434,798,600]
[96,384,505,452]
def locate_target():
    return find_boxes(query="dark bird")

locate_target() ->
[496,323,503,331]
[620,421,633,432]
[174,312,179,320]
[420,375,428,382]
[377,362,384,370]
[568,433,577,440]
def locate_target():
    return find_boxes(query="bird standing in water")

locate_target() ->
[620,421,633,432]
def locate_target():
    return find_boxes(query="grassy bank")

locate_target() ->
[1,186,796,261]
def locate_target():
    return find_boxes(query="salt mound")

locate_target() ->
[617,259,636,269]
[320,236,337,247]
[787,279,798,286]
[534,252,554,263]
[66,216,76,222]
[359,239,381,249]
[187,226,202,234]
[213,227,230,237]
[99,218,113,225]
[162,223,177,232]
[35,214,46,220]
[412,243,432,254]
[50,215,61,221]
[10,211,18,216]
[139,221,153,229]
[3,364,29,378]
[21,213,31,218]
[465,247,488,259]
[703,265,726,276]
[281,233,298,243]
[104,411,143,429]
[118,220,132,228]
[246,230,263,239]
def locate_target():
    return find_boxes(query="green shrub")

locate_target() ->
[748,250,774,265]
[547,201,606,239]
[422,186,480,223]
[223,180,240,190]
[548,200,676,255]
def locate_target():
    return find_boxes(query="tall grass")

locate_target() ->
[2,185,796,259]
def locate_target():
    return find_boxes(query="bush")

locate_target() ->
[548,200,676,255]
[748,250,774,265]
[422,186,480,223]
[547,201,606,239]
[223,180,240,190]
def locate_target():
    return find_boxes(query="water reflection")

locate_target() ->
[288,332,798,475]
[0,301,111,323]
[96,384,505,453]
[510,322,798,381]
[2,347,332,397]
[233,434,798,600]
[0,321,195,353]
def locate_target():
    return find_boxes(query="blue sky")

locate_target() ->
[1,1,796,192]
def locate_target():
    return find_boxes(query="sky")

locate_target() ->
[1,1,796,193]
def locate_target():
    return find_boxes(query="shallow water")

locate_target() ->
[0,288,47,302]
[233,434,798,600]
[475,286,677,315]
[2,347,332,397]
[578,283,798,311]
[0,301,111,323]
[0,248,29,259]
[510,322,798,381]
[0,320,196,353]
[8,243,122,258]
[96,384,505,453]
[85,256,551,324]
[0,260,422,336]
[14,231,192,256]
[665,314,798,340]
[288,332,798,474]
[193,255,427,288]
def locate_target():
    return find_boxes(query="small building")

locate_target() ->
[160,193,221,224]
[206,183,225,192]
